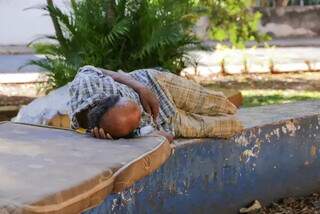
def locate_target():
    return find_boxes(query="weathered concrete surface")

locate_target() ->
[256,6,320,38]
[86,101,320,214]
[0,122,170,214]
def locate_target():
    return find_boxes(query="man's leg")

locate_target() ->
[173,109,243,138]
[155,72,237,115]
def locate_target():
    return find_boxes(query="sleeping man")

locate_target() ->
[68,66,243,142]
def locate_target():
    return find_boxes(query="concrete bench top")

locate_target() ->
[0,123,171,213]
[175,100,320,147]
[237,100,320,129]
[1,100,319,213]
[87,101,320,213]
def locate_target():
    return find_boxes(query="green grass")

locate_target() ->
[242,90,320,107]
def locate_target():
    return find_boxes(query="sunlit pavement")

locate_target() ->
[1,45,320,84]
[182,47,320,77]
[0,54,46,84]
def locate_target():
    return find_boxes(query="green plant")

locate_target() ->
[199,0,269,48]
[241,90,320,107]
[30,0,199,89]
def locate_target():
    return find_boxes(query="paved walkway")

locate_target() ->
[204,38,320,48]
[182,47,320,77]
[0,45,33,55]
[0,54,46,83]
[1,46,320,84]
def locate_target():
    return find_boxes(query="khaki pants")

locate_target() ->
[155,72,243,138]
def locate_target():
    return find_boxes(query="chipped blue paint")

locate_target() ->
[86,115,320,214]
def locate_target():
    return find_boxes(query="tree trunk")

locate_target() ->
[106,0,116,25]
[260,0,271,7]
[46,0,66,47]
[275,0,289,7]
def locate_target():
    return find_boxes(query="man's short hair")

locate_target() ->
[87,95,120,129]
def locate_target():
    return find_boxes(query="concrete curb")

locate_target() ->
[0,72,47,84]
[1,47,320,84]
[0,45,33,55]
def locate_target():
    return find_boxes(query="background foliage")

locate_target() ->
[30,0,265,89]
[31,0,199,88]
[259,0,320,6]
[200,0,268,48]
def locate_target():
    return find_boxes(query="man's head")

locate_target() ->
[87,96,141,139]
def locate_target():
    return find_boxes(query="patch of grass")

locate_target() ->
[242,90,320,107]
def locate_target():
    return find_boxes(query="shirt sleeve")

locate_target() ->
[132,125,155,137]
[68,66,118,129]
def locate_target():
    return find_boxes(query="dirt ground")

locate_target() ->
[198,71,320,91]
[246,193,320,214]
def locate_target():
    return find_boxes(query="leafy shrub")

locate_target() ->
[30,0,199,88]
[200,0,268,48]
[30,0,265,89]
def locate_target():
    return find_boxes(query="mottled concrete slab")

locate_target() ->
[237,100,320,129]
[0,122,168,213]
[87,100,320,214]
[175,100,320,147]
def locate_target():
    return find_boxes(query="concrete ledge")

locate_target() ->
[0,122,171,214]
[0,106,19,112]
[2,47,320,85]
[86,101,320,214]
[182,48,320,77]
[0,54,46,84]
[0,72,47,84]
[0,45,33,55]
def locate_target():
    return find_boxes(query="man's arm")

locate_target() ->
[151,130,174,143]
[98,67,160,120]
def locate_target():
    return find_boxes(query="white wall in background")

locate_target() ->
[0,0,67,45]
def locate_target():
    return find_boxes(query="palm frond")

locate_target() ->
[30,0,200,89]
[104,18,130,45]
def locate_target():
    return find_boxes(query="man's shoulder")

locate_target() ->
[129,68,164,79]
[70,66,116,86]
[76,65,104,76]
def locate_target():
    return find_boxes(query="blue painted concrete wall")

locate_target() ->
[86,114,320,214]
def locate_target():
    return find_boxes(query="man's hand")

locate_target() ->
[137,86,160,121]
[150,130,174,143]
[91,127,113,139]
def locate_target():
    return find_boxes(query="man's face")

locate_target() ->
[99,98,141,138]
